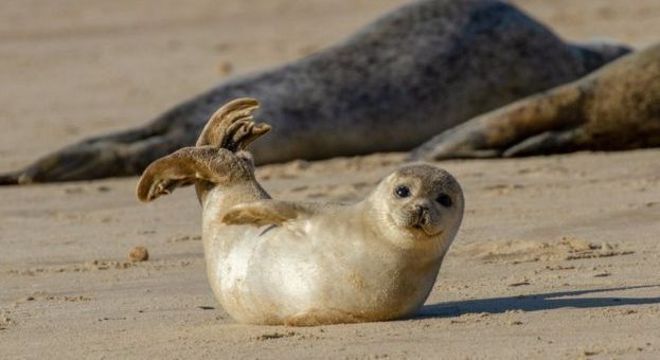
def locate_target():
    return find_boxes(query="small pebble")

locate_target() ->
[217,61,233,76]
[128,246,149,262]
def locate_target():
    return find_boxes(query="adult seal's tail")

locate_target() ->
[1,0,630,184]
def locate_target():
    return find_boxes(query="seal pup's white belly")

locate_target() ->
[206,217,437,325]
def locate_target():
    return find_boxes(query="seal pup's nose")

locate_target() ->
[413,204,431,226]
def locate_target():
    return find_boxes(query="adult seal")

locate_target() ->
[136,98,465,325]
[410,43,660,160]
[0,0,629,184]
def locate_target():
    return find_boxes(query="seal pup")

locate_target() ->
[409,43,660,160]
[137,98,464,325]
[0,0,629,184]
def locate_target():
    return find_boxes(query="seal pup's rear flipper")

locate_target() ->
[196,98,269,150]
[221,200,318,226]
[136,146,250,202]
[137,97,273,202]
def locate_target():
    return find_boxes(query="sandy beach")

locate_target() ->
[1,0,659,358]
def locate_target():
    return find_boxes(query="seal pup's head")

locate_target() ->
[368,164,464,252]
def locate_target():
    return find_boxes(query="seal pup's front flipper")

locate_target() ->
[221,200,318,227]
[409,82,588,160]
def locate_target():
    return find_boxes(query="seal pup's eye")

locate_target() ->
[394,185,411,198]
[436,193,452,207]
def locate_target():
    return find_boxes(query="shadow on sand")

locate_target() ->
[418,285,660,318]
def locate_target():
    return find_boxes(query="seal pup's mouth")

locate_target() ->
[411,209,443,237]
[412,223,444,237]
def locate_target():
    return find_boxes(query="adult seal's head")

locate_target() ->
[368,164,464,252]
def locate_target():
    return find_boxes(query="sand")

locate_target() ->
[1,0,659,359]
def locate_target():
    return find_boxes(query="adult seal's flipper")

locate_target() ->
[410,43,660,160]
[409,81,588,160]
[0,171,20,185]
[0,126,193,185]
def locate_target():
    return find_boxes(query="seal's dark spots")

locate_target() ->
[437,193,453,207]
[394,185,411,198]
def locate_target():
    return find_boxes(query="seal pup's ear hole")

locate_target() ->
[136,146,231,202]
[221,200,316,227]
[196,97,271,150]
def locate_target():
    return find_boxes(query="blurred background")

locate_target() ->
[1,0,659,171]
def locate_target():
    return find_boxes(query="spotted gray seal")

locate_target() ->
[137,98,465,325]
[0,0,629,184]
